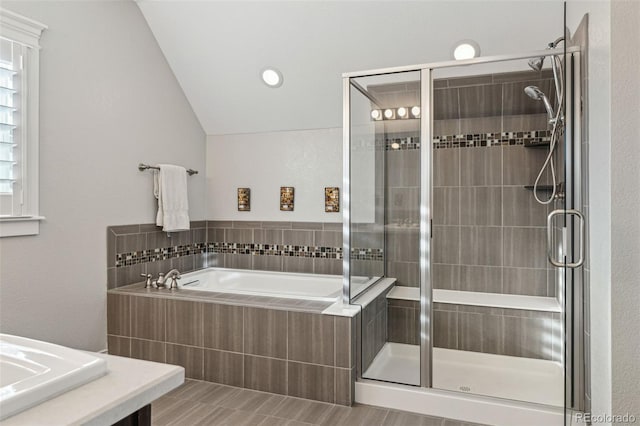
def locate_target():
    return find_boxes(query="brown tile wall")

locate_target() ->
[107,221,344,289]
[432,302,562,362]
[429,72,560,361]
[107,293,355,405]
[387,299,420,345]
[207,221,343,275]
[379,70,557,294]
[372,70,561,362]
[107,221,208,289]
[360,288,390,374]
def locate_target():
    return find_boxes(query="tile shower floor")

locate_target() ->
[364,343,564,407]
[152,379,487,426]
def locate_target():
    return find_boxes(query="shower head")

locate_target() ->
[528,56,545,71]
[528,37,564,71]
[524,86,555,120]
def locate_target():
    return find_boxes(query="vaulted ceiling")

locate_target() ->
[137,1,563,135]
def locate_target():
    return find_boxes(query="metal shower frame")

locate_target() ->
[341,45,585,410]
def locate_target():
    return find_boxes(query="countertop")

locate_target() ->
[1,353,184,426]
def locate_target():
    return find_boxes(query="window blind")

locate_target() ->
[0,37,22,216]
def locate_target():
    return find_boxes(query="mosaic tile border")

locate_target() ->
[433,130,551,149]
[384,130,552,151]
[115,243,383,267]
[116,243,207,267]
[207,242,341,259]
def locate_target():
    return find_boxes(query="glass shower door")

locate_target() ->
[429,58,567,408]
[346,70,422,386]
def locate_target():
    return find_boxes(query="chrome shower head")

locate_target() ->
[524,85,555,120]
[528,56,545,71]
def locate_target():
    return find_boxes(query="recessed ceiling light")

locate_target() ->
[371,109,381,120]
[411,106,421,118]
[397,107,408,118]
[452,40,480,60]
[384,109,394,119]
[261,68,283,88]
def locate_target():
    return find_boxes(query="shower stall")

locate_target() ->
[342,45,585,425]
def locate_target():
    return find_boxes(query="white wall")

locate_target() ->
[567,0,612,419]
[0,1,205,351]
[567,0,640,421]
[207,128,341,222]
[610,0,640,420]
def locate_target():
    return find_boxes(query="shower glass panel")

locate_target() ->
[430,58,565,407]
[347,71,422,386]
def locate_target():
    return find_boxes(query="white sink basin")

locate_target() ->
[0,334,107,420]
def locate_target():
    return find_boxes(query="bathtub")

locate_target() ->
[179,267,344,302]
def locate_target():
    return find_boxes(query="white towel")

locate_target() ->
[153,164,190,232]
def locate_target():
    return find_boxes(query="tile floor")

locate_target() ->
[152,379,487,426]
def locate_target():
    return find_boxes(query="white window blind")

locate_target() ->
[0,37,23,216]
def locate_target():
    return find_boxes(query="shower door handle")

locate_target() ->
[547,209,585,268]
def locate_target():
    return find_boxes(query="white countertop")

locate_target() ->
[434,289,562,313]
[387,286,420,301]
[385,286,561,312]
[1,353,184,426]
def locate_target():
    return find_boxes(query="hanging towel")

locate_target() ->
[153,164,190,232]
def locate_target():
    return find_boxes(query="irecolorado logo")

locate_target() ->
[576,412,637,424]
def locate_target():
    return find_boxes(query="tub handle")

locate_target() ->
[140,273,154,288]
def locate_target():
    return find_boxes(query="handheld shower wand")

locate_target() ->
[524,86,555,122]
[523,37,566,206]
[523,85,563,205]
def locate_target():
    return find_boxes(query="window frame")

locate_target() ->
[0,9,46,237]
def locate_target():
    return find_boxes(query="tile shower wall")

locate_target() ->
[107,293,355,405]
[107,221,347,289]
[378,70,556,296]
[432,302,562,362]
[431,70,556,297]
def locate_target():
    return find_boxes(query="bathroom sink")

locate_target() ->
[0,334,107,420]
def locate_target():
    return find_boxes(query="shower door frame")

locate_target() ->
[343,46,584,409]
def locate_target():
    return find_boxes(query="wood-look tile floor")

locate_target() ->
[152,380,487,426]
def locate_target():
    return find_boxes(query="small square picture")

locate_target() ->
[325,187,340,212]
[237,188,250,211]
[280,187,294,211]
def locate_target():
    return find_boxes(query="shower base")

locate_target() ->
[363,342,563,407]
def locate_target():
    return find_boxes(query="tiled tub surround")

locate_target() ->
[107,221,357,289]
[205,221,344,276]
[107,222,208,289]
[107,289,356,405]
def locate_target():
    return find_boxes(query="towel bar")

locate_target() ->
[138,163,198,176]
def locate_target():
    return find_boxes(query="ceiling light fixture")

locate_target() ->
[411,106,421,118]
[261,67,283,88]
[397,107,408,118]
[371,109,382,120]
[452,40,480,60]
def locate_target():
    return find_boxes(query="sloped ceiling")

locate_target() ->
[137,1,563,135]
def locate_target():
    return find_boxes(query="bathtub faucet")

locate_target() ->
[155,269,181,290]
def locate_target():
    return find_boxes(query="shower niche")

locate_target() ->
[344,49,584,421]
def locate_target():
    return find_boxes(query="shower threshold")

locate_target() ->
[363,342,563,407]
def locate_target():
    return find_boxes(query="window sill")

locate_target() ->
[0,216,45,237]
